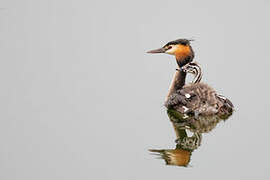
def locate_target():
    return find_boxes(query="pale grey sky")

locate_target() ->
[1,0,270,179]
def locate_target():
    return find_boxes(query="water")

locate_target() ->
[1,0,270,179]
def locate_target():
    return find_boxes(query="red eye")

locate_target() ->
[167,46,172,49]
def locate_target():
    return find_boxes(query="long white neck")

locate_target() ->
[165,70,186,101]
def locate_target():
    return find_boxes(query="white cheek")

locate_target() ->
[165,46,178,55]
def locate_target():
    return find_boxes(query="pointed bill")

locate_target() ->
[147,47,166,53]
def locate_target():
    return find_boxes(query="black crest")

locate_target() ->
[164,39,193,47]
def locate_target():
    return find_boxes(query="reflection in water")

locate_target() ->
[149,123,201,167]
[149,148,191,167]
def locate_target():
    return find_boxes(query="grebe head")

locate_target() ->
[147,39,194,67]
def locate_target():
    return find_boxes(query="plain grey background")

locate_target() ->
[1,0,270,179]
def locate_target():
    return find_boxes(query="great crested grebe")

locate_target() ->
[147,39,195,138]
[166,62,234,133]
[147,40,234,166]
